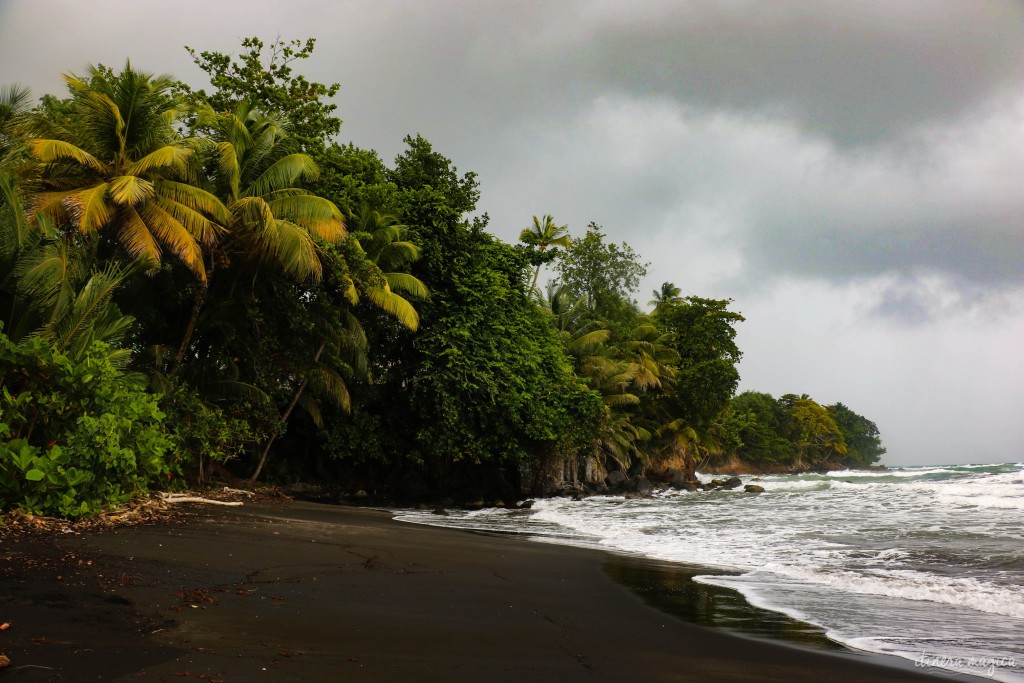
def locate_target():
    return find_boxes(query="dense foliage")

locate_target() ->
[721,391,885,469]
[0,37,886,516]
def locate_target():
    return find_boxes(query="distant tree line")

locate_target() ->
[0,37,883,517]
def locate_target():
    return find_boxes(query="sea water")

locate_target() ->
[394,463,1024,682]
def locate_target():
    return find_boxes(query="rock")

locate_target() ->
[606,470,628,489]
[518,499,535,509]
[624,492,643,500]
[432,507,449,516]
[721,476,743,490]
[744,485,765,493]
[624,476,654,497]
[353,489,369,498]
[679,482,699,492]
[710,478,728,487]
[669,469,691,486]
[463,499,486,510]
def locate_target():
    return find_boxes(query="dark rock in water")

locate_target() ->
[721,476,743,490]
[744,485,765,493]
[679,482,699,492]
[710,478,728,487]
[624,476,654,497]
[463,499,486,510]
[518,499,535,509]
[432,507,449,516]
[624,492,643,500]
[667,468,689,485]
[606,470,628,489]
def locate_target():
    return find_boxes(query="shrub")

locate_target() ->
[0,331,171,517]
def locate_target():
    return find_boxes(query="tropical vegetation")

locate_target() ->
[0,38,884,517]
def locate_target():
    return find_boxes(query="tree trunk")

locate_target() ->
[171,283,208,376]
[249,341,326,483]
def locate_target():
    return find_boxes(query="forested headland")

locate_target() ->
[0,38,884,517]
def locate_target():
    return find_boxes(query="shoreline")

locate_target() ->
[0,501,987,681]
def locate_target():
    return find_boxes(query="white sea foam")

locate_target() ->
[395,462,1024,681]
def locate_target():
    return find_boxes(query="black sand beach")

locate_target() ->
[1,502,960,681]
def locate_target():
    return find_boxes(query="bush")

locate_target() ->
[0,331,171,517]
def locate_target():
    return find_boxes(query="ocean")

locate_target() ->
[395,462,1024,682]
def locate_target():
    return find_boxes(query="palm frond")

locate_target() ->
[108,175,155,205]
[265,218,321,281]
[118,205,161,264]
[308,367,351,413]
[66,183,113,233]
[139,202,206,280]
[125,142,193,175]
[384,272,429,299]
[361,285,420,331]
[29,139,106,172]
[268,194,344,242]
[297,392,324,427]
[245,153,319,197]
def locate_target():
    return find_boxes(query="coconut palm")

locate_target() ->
[248,203,427,483]
[201,102,344,281]
[520,214,570,291]
[171,103,347,372]
[1,84,33,278]
[25,64,228,281]
[346,202,428,330]
[649,281,681,310]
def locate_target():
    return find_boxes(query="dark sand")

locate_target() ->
[0,502,967,682]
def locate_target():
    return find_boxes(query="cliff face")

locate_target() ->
[699,454,848,475]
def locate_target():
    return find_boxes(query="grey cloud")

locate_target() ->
[467,0,1024,146]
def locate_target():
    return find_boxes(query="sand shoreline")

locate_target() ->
[0,501,981,681]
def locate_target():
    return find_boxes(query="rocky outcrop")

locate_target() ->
[744,484,765,493]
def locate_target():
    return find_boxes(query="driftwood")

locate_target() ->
[220,486,255,497]
[159,492,243,507]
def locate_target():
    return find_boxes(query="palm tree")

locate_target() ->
[519,214,570,291]
[171,103,347,372]
[649,281,681,310]
[1,84,33,319]
[25,64,228,281]
[201,102,344,282]
[247,203,428,483]
[346,202,428,330]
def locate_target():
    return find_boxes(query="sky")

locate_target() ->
[0,0,1021,466]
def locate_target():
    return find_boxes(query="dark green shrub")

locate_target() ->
[0,331,171,517]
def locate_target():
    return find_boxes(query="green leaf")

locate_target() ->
[25,469,45,481]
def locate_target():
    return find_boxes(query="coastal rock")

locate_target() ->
[624,476,654,498]
[432,507,448,516]
[606,471,628,489]
[710,479,728,487]
[677,481,699,492]
[721,476,743,490]
[744,485,765,493]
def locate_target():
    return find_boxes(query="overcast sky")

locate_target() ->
[1,0,1021,466]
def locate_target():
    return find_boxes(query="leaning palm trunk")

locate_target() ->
[249,341,326,483]
[171,282,208,375]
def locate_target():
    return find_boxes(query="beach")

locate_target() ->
[0,501,961,682]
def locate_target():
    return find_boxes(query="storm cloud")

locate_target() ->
[0,0,1021,463]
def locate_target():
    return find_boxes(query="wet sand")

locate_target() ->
[0,501,963,682]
